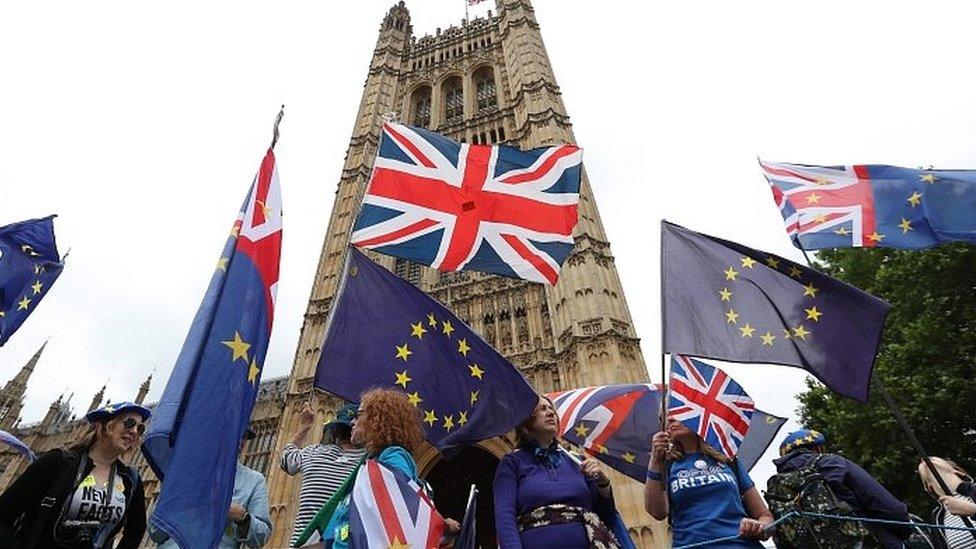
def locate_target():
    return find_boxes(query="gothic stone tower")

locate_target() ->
[265,2,665,546]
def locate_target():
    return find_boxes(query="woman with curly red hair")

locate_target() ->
[322,388,457,548]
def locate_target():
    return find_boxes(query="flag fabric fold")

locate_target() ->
[662,220,889,402]
[761,161,976,250]
[314,247,538,453]
[141,149,282,549]
[350,122,582,284]
[669,355,755,460]
[347,459,445,548]
[0,216,64,346]
[548,383,785,482]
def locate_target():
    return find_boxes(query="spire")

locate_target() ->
[0,340,47,428]
[135,373,152,405]
[5,340,47,389]
[88,384,106,413]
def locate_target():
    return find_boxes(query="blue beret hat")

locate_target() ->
[779,429,826,456]
[85,401,151,423]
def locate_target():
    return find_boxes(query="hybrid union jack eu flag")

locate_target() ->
[761,161,976,250]
[669,355,754,460]
[347,459,445,548]
[548,383,783,482]
[142,149,282,549]
[351,123,582,284]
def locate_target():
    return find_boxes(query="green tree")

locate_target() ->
[797,243,976,514]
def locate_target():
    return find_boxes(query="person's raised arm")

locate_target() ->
[644,432,669,520]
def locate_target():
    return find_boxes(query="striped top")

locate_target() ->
[943,497,976,549]
[280,443,366,547]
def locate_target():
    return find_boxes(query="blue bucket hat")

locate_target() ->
[85,401,152,424]
[779,429,826,456]
[323,403,358,433]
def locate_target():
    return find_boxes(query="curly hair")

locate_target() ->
[357,388,425,455]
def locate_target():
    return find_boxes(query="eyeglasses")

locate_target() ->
[122,417,146,436]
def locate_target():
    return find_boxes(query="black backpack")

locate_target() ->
[764,454,869,549]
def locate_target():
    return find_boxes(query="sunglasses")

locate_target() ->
[122,417,146,436]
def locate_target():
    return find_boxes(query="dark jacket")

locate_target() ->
[0,448,146,549]
[773,449,911,549]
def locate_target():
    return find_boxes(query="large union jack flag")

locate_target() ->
[669,355,755,460]
[347,459,445,549]
[351,123,582,284]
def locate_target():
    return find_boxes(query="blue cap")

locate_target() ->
[85,401,151,424]
[324,403,358,431]
[779,429,825,456]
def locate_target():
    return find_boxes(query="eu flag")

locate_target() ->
[762,161,976,250]
[315,247,537,452]
[142,150,282,549]
[662,221,890,402]
[0,216,64,346]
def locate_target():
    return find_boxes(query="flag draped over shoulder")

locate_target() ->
[669,355,755,460]
[761,161,976,250]
[141,150,282,549]
[348,460,445,548]
[548,383,785,482]
[350,122,582,284]
[315,247,538,452]
[0,216,64,346]
[662,221,889,402]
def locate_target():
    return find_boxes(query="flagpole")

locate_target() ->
[797,251,976,540]
[659,221,668,432]
[269,105,285,151]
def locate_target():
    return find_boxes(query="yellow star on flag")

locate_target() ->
[407,392,422,407]
[395,370,411,388]
[760,332,776,346]
[442,320,455,337]
[395,343,412,361]
[469,364,484,379]
[792,325,811,340]
[216,257,230,271]
[458,338,471,357]
[806,193,822,204]
[575,423,591,438]
[813,213,828,224]
[410,322,427,339]
[834,227,851,236]
[788,265,803,279]
[34,264,43,275]
[443,414,455,432]
[458,411,468,426]
[470,390,479,405]
[765,256,780,269]
[803,283,819,298]
[388,538,410,549]
[867,232,885,242]
[805,306,823,322]
[920,173,937,184]
[907,191,923,207]
[740,257,757,269]
[248,358,261,385]
[782,328,792,340]
[222,332,251,363]
[31,280,43,295]
[423,409,438,427]
[0,311,5,317]
[814,176,831,185]
[622,452,637,464]
[898,218,913,234]
[725,309,739,324]
[17,296,31,311]
[718,287,732,302]
[596,445,609,455]
[724,266,739,281]
[739,324,755,338]
[427,313,437,327]
[229,224,240,237]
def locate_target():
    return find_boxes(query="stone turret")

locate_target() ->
[0,341,47,429]
[135,373,152,405]
[87,384,106,413]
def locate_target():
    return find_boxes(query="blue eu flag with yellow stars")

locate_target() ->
[0,215,64,346]
[662,221,890,402]
[142,150,282,549]
[315,247,538,452]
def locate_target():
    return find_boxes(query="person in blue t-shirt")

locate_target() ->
[644,418,773,548]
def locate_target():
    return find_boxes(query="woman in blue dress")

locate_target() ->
[644,418,773,548]
[493,395,624,549]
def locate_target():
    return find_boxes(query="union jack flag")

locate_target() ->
[669,355,755,460]
[351,123,582,284]
[347,459,445,548]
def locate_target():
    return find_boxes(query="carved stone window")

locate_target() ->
[411,86,432,128]
[474,67,497,112]
[580,318,603,336]
[443,77,463,122]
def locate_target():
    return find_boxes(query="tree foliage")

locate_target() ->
[797,243,976,513]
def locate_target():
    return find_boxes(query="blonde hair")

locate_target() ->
[667,438,730,464]
[919,457,971,498]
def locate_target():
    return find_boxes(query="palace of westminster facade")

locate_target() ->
[0,2,668,546]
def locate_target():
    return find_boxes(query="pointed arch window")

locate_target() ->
[411,86,432,128]
[474,67,497,112]
[443,76,463,123]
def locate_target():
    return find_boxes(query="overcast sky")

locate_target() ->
[3,1,974,490]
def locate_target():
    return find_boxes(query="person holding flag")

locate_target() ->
[644,356,773,548]
[493,395,627,549]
